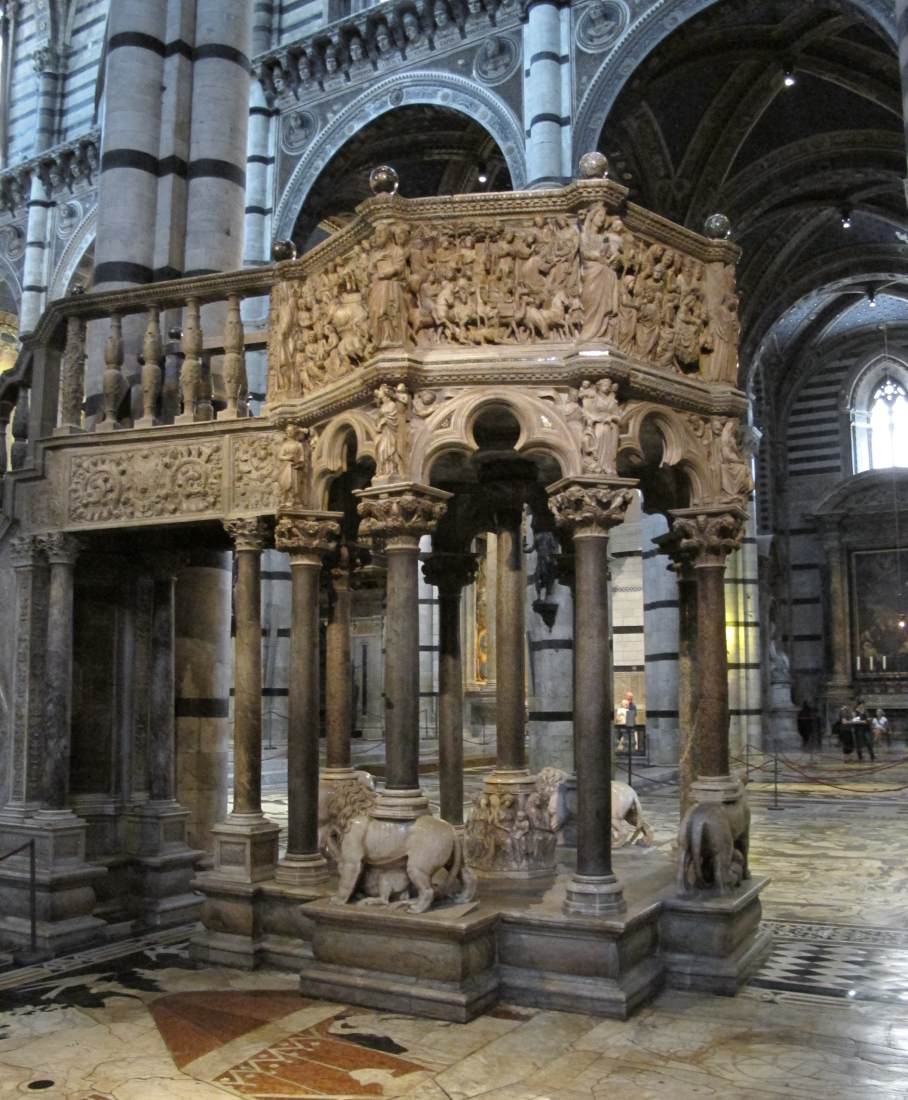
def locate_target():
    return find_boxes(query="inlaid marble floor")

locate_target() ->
[3,749,908,1099]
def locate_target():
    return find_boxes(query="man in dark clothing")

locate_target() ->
[797,701,818,749]
[852,700,875,762]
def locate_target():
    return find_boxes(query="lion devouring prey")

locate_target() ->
[332,813,477,913]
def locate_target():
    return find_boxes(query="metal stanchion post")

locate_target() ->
[767,745,784,811]
[28,839,37,954]
[628,727,633,788]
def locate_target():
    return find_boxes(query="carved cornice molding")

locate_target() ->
[224,516,269,552]
[355,482,451,544]
[0,129,99,214]
[670,504,747,567]
[274,509,342,557]
[547,475,638,536]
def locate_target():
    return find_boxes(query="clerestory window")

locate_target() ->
[850,357,908,473]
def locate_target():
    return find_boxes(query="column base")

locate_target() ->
[125,801,202,928]
[275,852,330,888]
[133,415,160,429]
[563,873,627,916]
[0,813,106,956]
[661,876,771,995]
[464,771,557,878]
[210,814,280,884]
[320,767,359,784]
[690,775,743,804]
[369,788,430,821]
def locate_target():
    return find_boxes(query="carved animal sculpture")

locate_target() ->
[333,813,477,914]
[611,781,655,847]
[317,770,376,860]
[543,769,654,848]
[677,801,745,895]
[358,865,413,906]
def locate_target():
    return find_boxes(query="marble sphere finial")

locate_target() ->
[703,213,732,240]
[271,239,297,261]
[578,151,609,179]
[369,164,400,195]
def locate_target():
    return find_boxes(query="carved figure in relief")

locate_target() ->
[634,286,660,358]
[333,813,476,913]
[374,383,411,480]
[673,287,706,370]
[578,378,621,475]
[579,206,623,341]
[717,418,753,501]
[702,264,740,383]
[277,423,314,509]
[368,225,410,347]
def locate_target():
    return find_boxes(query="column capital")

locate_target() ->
[36,532,81,566]
[652,527,697,577]
[547,475,637,536]
[422,551,477,594]
[224,516,269,552]
[275,508,342,558]
[670,504,746,567]
[8,534,42,568]
[355,482,451,546]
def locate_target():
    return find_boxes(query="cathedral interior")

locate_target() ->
[1,0,908,1097]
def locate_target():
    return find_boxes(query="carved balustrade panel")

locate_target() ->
[267,182,740,403]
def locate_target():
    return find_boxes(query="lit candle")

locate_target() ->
[869,655,875,671]
[857,656,862,671]
[883,655,888,671]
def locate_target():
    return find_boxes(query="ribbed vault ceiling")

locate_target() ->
[597,0,907,403]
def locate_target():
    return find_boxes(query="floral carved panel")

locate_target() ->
[232,432,280,513]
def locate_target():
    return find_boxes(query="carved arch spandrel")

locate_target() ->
[621,401,713,505]
[312,410,378,509]
[409,388,582,484]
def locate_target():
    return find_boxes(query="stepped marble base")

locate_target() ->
[300,898,499,1022]
[660,876,771,994]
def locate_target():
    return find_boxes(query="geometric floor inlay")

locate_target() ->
[750,941,908,1004]
[149,990,316,1068]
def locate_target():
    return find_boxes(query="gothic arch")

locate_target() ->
[272,72,527,241]
[48,205,96,301]
[571,0,895,171]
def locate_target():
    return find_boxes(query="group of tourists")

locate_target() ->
[835,700,891,762]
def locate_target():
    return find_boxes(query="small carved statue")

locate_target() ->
[578,378,621,475]
[677,794,750,896]
[277,423,314,509]
[373,383,411,480]
[579,206,623,341]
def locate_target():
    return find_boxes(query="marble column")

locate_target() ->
[207,520,279,884]
[323,549,355,784]
[496,511,528,775]
[897,0,908,194]
[550,476,637,915]
[274,510,342,884]
[423,552,477,826]
[821,520,851,695]
[676,553,699,819]
[356,484,450,820]
[128,557,200,927]
[642,512,681,768]
[670,505,747,804]
[522,0,567,187]
[38,533,80,814]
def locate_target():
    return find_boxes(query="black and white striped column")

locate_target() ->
[898,0,908,199]
[245,1,275,268]
[642,512,680,767]
[522,0,569,188]
[184,0,253,276]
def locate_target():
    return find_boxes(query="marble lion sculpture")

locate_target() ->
[543,768,654,847]
[333,813,477,914]
[677,799,749,896]
[318,770,376,860]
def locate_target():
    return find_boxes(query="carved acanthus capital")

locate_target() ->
[274,509,342,558]
[652,528,697,578]
[37,532,81,566]
[670,505,746,567]
[422,551,477,594]
[8,534,41,568]
[356,483,451,545]
[224,516,269,553]
[547,476,637,536]
[32,45,61,76]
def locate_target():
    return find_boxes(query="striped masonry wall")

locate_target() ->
[522,0,568,187]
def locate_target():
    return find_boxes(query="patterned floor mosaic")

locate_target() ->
[4,749,908,1098]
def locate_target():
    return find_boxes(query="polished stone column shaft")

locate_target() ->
[496,515,527,774]
[40,534,80,812]
[226,519,266,816]
[356,483,450,819]
[695,561,730,779]
[385,538,422,792]
[549,476,637,914]
[325,559,353,776]
[676,560,699,817]
[822,522,850,687]
[424,553,476,826]
[149,570,177,803]
[285,553,325,872]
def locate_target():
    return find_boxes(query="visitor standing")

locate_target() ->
[853,700,875,762]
